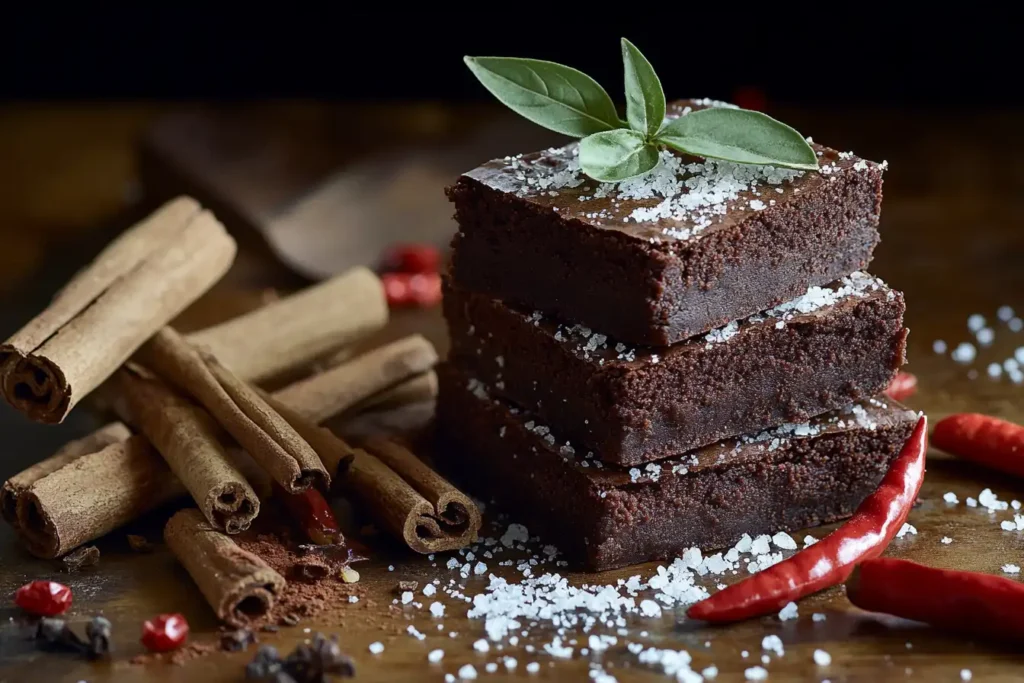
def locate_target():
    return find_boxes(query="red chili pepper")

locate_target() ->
[847,557,1024,642]
[141,613,189,652]
[381,272,442,308]
[14,580,72,616]
[884,371,918,401]
[933,413,1024,478]
[382,243,441,274]
[687,415,928,623]
[277,486,344,545]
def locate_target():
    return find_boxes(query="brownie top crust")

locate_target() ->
[486,270,897,368]
[457,99,887,251]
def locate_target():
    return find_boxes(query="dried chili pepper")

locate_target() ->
[141,613,189,652]
[847,557,1024,642]
[15,580,72,616]
[382,243,441,274]
[687,415,928,623]
[932,413,1024,478]
[884,371,918,401]
[277,486,344,546]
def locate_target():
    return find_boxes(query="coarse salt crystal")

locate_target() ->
[968,314,987,332]
[943,492,959,504]
[933,339,948,354]
[761,634,784,656]
[526,662,540,673]
[401,591,413,604]
[473,638,489,652]
[896,523,917,538]
[772,532,797,550]
[803,535,818,548]
[778,601,799,620]
[814,649,832,666]
[1002,564,1020,574]
[962,669,973,681]
[977,328,995,346]
[369,642,384,654]
[952,342,977,364]
[999,306,1016,322]
[1001,520,1016,531]
[941,537,953,544]
[745,666,769,680]
[424,584,436,597]
[812,613,826,622]
[988,363,1002,378]
[703,665,719,679]
[458,664,478,680]
[640,599,663,617]
[428,649,444,663]
[967,497,978,507]
[430,602,445,617]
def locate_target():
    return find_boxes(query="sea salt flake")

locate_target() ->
[778,601,799,621]
[943,492,959,504]
[458,664,478,680]
[1002,564,1021,575]
[814,649,832,666]
[896,523,917,538]
[428,649,444,663]
[369,642,384,654]
[941,537,953,544]
[772,532,797,550]
[745,666,769,680]
[430,602,446,617]
[762,634,784,656]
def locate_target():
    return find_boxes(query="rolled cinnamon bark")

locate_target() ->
[136,328,328,493]
[19,435,183,558]
[275,335,438,424]
[347,437,481,553]
[260,393,357,480]
[0,197,236,423]
[164,508,286,627]
[107,368,261,534]
[1,422,132,525]
[187,266,386,384]
[346,370,438,415]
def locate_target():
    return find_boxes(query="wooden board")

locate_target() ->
[1,103,1024,682]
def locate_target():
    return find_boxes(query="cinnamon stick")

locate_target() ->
[0,197,236,423]
[346,370,438,415]
[274,335,438,424]
[107,368,261,534]
[18,435,183,559]
[164,508,286,627]
[136,328,328,493]
[187,266,386,384]
[1,422,131,525]
[346,437,481,553]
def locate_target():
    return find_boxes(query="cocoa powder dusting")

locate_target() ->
[130,641,218,666]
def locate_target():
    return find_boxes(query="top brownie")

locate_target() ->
[447,99,886,346]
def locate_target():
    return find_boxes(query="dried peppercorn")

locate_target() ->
[932,413,1024,478]
[221,628,257,652]
[884,371,918,401]
[687,416,928,623]
[381,272,442,308]
[381,243,441,274]
[85,616,112,658]
[141,613,189,652]
[15,580,72,616]
[284,633,355,683]
[34,617,86,653]
[847,557,1024,642]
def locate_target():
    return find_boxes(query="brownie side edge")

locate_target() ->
[443,280,908,465]
[435,365,917,571]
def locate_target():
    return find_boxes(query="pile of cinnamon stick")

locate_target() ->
[1,197,480,627]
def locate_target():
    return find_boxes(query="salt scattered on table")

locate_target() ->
[896,523,917,538]
[458,664,478,680]
[778,602,799,621]
[428,649,444,663]
[368,642,384,654]
[933,339,948,354]
[762,634,784,656]
[943,492,959,504]
[814,649,832,666]
[745,666,769,680]
[1002,564,1020,575]
[941,537,953,544]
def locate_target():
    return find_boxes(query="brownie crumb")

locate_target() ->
[220,628,257,652]
[62,545,99,571]
[130,641,217,666]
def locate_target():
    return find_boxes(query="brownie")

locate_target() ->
[446,100,885,346]
[444,271,908,466]
[435,365,918,572]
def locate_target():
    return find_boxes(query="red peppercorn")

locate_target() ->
[14,580,72,616]
[407,272,442,307]
[382,243,441,274]
[141,613,189,652]
[382,273,411,307]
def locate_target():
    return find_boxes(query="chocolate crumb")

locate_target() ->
[127,534,153,552]
[397,580,418,592]
[85,616,112,658]
[62,545,100,571]
[221,628,257,652]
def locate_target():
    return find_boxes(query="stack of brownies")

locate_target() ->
[436,99,916,571]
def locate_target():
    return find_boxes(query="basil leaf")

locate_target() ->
[579,129,660,182]
[621,38,665,139]
[464,56,622,138]
[656,108,819,170]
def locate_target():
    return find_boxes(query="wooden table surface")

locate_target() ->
[0,104,1023,682]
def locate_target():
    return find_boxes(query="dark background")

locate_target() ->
[2,9,1019,104]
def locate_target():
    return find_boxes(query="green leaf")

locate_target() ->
[464,56,622,138]
[655,108,819,170]
[621,38,665,139]
[579,129,660,182]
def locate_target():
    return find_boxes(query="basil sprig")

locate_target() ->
[465,39,818,182]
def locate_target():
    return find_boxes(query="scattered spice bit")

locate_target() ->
[85,616,112,659]
[221,628,257,652]
[247,635,354,682]
[141,613,190,652]
[847,557,1024,642]
[34,617,85,653]
[933,413,1024,478]
[261,624,280,633]
[688,416,928,622]
[15,580,73,616]
[127,534,154,553]
[281,613,301,626]
[884,371,918,401]
[278,487,346,546]
[397,580,418,592]
[62,545,100,571]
